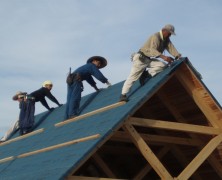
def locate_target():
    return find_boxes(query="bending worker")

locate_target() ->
[18,80,62,135]
[65,56,111,119]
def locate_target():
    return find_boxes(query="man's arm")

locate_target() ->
[45,89,61,107]
[86,76,100,91]
[40,98,51,110]
[166,40,181,58]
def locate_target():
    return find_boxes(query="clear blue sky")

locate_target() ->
[0,0,221,136]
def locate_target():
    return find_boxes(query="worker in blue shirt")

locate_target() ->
[65,56,111,119]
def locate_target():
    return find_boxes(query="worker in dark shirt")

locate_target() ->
[19,80,62,135]
[30,81,61,111]
[65,56,111,119]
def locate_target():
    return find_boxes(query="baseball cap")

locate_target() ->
[163,24,176,35]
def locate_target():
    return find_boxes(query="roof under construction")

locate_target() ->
[0,58,222,180]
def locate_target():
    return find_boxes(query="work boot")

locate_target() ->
[139,70,151,86]
[119,94,128,102]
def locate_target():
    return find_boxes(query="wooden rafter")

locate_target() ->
[175,67,222,128]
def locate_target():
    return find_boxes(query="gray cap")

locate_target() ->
[163,24,176,35]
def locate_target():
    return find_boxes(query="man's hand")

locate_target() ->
[159,55,173,63]
[164,56,174,63]
[175,54,182,60]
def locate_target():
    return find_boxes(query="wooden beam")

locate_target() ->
[129,117,222,135]
[170,146,202,180]
[0,156,15,164]
[17,134,100,159]
[92,153,117,178]
[0,128,44,146]
[112,131,204,146]
[67,176,127,180]
[176,134,222,180]
[175,69,222,128]
[207,154,222,178]
[133,146,170,180]
[157,90,222,179]
[55,102,126,127]
[123,124,173,180]
[0,134,101,165]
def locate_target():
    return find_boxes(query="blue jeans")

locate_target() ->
[65,80,83,119]
[19,100,35,135]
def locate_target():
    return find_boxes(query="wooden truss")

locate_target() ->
[68,63,222,180]
[1,61,222,179]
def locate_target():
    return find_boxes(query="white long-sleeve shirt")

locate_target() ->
[139,31,180,58]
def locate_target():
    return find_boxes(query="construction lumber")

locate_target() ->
[0,134,100,164]
[175,69,222,128]
[176,134,222,180]
[123,124,174,180]
[55,101,126,127]
[67,176,127,180]
[112,131,204,146]
[133,146,170,180]
[0,156,15,164]
[157,90,222,179]
[129,117,222,135]
[18,134,100,158]
[0,128,44,146]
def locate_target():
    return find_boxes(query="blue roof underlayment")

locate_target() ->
[0,58,196,179]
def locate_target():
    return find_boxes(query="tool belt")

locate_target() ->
[25,95,35,101]
[138,51,151,62]
[74,73,82,81]
[66,73,82,85]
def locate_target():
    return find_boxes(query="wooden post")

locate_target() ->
[124,124,174,180]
